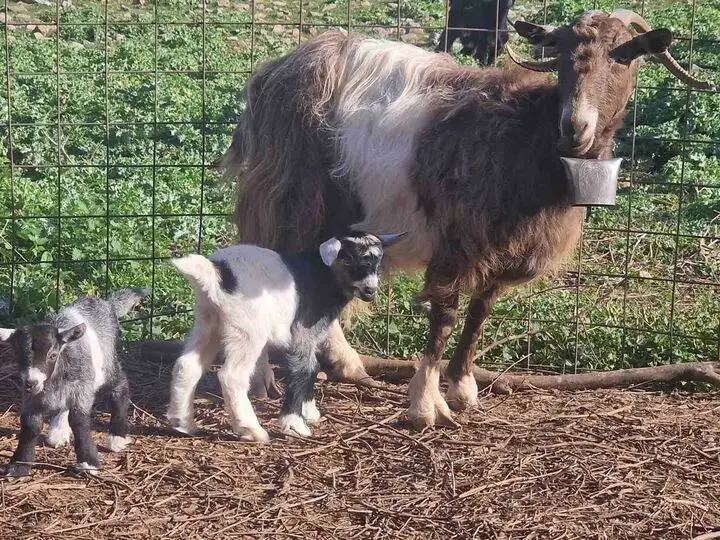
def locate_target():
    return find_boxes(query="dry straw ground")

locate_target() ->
[1,345,720,539]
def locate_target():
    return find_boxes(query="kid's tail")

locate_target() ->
[172,255,223,305]
[107,288,149,318]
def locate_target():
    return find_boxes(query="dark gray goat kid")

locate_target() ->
[0,288,147,477]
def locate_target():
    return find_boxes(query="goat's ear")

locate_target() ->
[319,238,342,267]
[0,328,16,342]
[512,20,557,46]
[377,232,408,248]
[58,323,86,344]
[611,29,672,65]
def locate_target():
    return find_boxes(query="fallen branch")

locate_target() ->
[138,339,720,394]
[359,355,720,394]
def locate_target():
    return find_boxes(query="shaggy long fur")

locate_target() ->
[223,12,692,425]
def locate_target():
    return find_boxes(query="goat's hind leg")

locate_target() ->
[219,331,269,442]
[445,286,502,411]
[45,410,72,449]
[167,319,220,435]
[105,372,132,452]
[249,349,281,399]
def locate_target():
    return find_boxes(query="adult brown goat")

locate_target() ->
[222,10,711,428]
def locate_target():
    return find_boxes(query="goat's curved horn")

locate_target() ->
[376,232,408,247]
[610,9,714,90]
[506,44,560,72]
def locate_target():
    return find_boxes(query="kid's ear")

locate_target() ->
[58,323,86,344]
[319,237,342,267]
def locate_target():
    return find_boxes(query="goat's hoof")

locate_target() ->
[105,434,132,452]
[331,364,379,388]
[279,414,312,438]
[73,462,100,476]
[168,417,199,436]
[446,373,479,412]
[408,366,459,429]
[237,427,270,443]
[407,402,458,429]
[301,400,322,424]
[4,463,31,479]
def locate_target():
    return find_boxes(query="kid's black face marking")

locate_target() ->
[332,235,385,301]
[326,231,407,301]
[9,323,85,395]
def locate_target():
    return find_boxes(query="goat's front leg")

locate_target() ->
[5,411,43,478]
[316,320,373,385]
[105,373,132,452]
[279,348,320,438]
[68,405,101,475]
[408,287,460,429]
[446,285,502,411]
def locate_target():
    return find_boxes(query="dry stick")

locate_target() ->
[360,356,720,394]
[139,338,720,394]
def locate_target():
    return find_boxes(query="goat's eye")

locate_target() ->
[48,352,58,361]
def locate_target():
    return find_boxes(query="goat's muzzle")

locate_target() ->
[559,95,599,157]
[560,133,596,157]
[24,380,44,395]
[356,286,377,302]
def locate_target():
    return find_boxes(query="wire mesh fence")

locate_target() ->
[0,0,718,374]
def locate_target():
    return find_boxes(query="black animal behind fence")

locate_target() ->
[435,0,514,65]
[0,0,718,375]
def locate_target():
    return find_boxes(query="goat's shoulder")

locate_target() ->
[280,251,331,291]
[282,251,346,325]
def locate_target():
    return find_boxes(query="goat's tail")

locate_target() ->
[107,288,149,318]
[172,255,223,306]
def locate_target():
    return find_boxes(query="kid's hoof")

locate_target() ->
[105,434,132,452]
[279,414,312,438]
[4,463,31,479]
[73,462,100,476]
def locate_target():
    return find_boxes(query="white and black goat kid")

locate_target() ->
[0,288,147,477]
[167,231,405,441]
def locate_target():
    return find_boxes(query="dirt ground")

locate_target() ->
[1,346,720,539]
